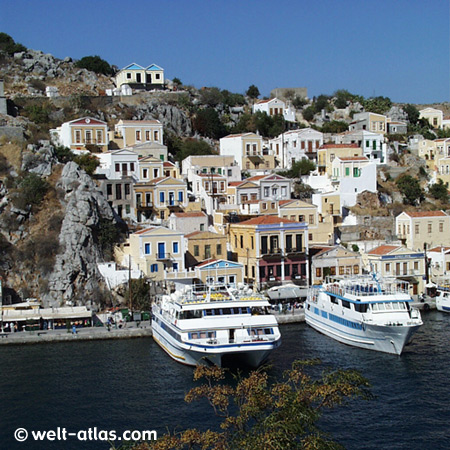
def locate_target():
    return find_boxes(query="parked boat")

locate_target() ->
[151,283,281,367]
[436,286,450,312]
[304,276,423,355]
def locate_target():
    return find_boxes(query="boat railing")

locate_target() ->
[323,280,409,297]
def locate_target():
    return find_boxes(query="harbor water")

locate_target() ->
[1,310,449,449]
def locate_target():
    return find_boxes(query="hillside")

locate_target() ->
[0,35,449,307]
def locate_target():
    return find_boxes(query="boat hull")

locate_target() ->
[436,298,450,313]
[305,306,421,355]
[152,320,280,367]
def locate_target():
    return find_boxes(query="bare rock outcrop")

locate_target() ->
[42,162,115,307]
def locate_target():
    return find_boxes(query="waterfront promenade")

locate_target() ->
[0,321,153,345]
[0,310,305,345]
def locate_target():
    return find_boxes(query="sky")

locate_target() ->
[1,0,449,104]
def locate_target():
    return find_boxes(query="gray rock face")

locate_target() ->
[42,162,115,307]
[21,142,57,176]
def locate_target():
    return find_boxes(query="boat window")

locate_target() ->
[342,300,351,309]
[191,332,198,339]
[398,302,406,310]
[377,303,386,311]
[330,296,339,305]
[200,332,207,338]
[222,308,232,315]
[180,310,203,319]
[248,328,273,336]
[354,303,368,313]
[251,307,266,315]
[204,309,215,316]
[385,302,392,310]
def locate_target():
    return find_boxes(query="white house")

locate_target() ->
[253,97,296,122]
[181,155,241,184]
[115,63,164,90]
[334,130,386,163]
[269,128,324,168]
[96,149,139,181]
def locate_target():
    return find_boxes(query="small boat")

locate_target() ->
[436,287,450,312]
[304,276,423,355]
[151,283,281,367]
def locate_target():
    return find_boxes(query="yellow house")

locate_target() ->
[396,210,450,251]
[115,63,164,89]
[279,199,334,245]
[220,133,276,171]
[435,156,450,186]
[317,144,362,176]
[117,226,185,280]
[51,117,109,152]
[113,119,163,148]
[366,245,425,296]
[419,107,443,129]
[138,156,164,181]
[194,259,244,286]
[350,112,387,135]
[147,177,188,220]
[185,231,227,267]
[311,245,362,284]
[229,215,308,286]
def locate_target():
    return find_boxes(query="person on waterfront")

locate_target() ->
[10,322,14,333]
[72,324,77,335]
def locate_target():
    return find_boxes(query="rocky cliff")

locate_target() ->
[42,162,117,307]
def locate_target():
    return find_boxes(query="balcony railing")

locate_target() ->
[261,247,282,256]
[156,252,173,260]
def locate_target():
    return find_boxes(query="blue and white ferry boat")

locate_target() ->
[436,285,450,312]
[305,276,423,355]
[151,283,281,367]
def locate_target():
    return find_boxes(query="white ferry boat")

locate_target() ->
[435,287,450,312]
[151,283,281,367]
[305,277,423,355]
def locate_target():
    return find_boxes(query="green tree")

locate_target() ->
[302,106,315,122]
[96,218,122,260]
[12,173,49,211]
[362,96,392,115]
[0,32,26,55]
[313,94,331,113]
[396,174,424,205]
[193,108,228,139]
[73,153,100,175]
[172,77,182,87]
[173,138,215,163]
[199,87,224,107]
[123,278,151,311]
[321,120,349,133]
[404,104,420,125]
[246,85,260,99]
[280,158,316,179]
[127,360,371,450]
[75,55,114,76]
[429,179,449,203]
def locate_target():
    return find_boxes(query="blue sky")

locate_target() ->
[1,0,448,104]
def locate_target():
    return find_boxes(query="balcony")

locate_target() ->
[156,252,173,260]
[261,248,282,257]
[285,247,304,255]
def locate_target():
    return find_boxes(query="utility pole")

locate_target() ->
[128,255,132,313]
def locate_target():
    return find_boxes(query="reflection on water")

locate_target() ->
[0,311,449,449]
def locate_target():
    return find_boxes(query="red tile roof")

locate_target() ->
[237,216,298,226]
[173,212,206,218]
[319,143,359,149]
[134,227,155,235]
[428,246,450,253]
[368,245,400,255]
[404,211,447,218]
[338,156,369,161]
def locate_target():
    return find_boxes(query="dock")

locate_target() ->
[0,321,153,345]
[273,309,305,324]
